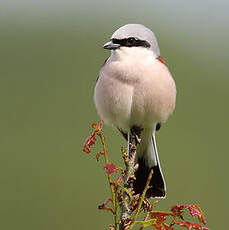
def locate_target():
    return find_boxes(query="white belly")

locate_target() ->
[94,71,134,130]
[94,55,176,131]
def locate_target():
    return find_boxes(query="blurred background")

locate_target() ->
[0,0,228,229]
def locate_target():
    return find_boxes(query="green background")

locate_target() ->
[0,1,228,229]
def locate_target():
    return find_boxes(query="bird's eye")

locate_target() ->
[127,37,136,45]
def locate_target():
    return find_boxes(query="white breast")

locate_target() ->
[94,47,176,131]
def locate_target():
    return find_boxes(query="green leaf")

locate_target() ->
[135,219,157,228]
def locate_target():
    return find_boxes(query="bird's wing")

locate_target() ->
[156,56,167,66]
[96,58,109,83]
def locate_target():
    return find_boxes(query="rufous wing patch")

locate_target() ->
[156,56,167,66]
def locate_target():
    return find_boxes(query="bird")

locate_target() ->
[94,24,176,198]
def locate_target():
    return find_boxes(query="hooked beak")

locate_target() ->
[103,40,120,50]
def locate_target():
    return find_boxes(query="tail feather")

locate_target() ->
[133,158,165,198]
[133,131,166,198]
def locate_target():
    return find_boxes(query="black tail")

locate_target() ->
[133,158,166,198]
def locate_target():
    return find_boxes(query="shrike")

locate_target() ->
[94,24,176,198]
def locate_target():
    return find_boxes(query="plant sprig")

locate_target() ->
[83,121,210,230]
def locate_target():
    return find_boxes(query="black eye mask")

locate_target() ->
[111,37,151,48]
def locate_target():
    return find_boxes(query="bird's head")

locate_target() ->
[103,24,160,57]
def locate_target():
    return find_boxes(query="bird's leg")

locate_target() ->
[127,131,139,158]
[131,126,143,145]
[135,134,141,144]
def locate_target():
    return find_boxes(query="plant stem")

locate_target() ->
[114,187,120,230]
[120,134,137,230]
[139,212,150,230]
[97,130,117,227]
[130,169,154,229]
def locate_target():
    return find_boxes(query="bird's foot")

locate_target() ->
[130,126,143,145]
[134,135,141,144]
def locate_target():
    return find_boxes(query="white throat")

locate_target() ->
[110,47,158,62]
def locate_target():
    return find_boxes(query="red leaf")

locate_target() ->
[104,198,113,205]
[150,212,175,230]
[171,204,206,225]
[184,204,206,225]
[83,132,96,154]
[83,120,103,154]
[99,119,104,128]
[98,197,114,214]
[152,220,173,230]
[171,204,185,216]
[103,163,118,175]
[91,122,99,129]
[175,221,209,230]
[98,205,114,214]
[115,175,123,185]
[91,120,104,130]
[96,151,104,161]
